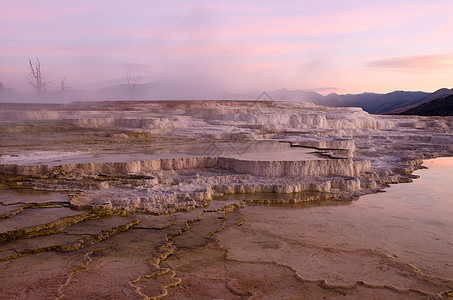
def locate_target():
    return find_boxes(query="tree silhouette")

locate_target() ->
[28,58,48,93]
[126,72,141,99]
[60,75,70,95]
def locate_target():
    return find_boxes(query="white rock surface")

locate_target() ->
[1,100,452,213]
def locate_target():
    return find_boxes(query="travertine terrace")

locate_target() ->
[1,100,452,213]
[1,100,453,299]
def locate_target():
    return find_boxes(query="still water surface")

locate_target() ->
[237,157,453,280]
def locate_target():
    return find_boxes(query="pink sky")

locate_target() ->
[1,0,453,94]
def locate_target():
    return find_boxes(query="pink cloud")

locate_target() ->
[366,55,453,69]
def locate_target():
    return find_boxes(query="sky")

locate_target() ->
[1,0,453,94]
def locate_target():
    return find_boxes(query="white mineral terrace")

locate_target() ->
[0,100,452,213]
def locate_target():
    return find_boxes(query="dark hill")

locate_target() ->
[268,90,429,114]
[387,88,453,114]
[401,94,453,116]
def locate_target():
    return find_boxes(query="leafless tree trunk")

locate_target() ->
[126,72,141,99]
[60,75,70,95]
[28,58,48,93]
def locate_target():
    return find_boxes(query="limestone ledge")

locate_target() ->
[0,155,372,214]
[0,156,370,178]
[185,107,394,130]
[0,104,395,132]
[70,187,212,214]
[68,177,364,214]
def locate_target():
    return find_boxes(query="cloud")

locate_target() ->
[365,55,453,70]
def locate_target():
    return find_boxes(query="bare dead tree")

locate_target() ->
[60,75,70,95]
[126,72,141,99]
[28,58,48,93]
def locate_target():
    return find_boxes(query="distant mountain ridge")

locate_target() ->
[400,94,453,116]
[312,90,429,114]
[247,88,453,114]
